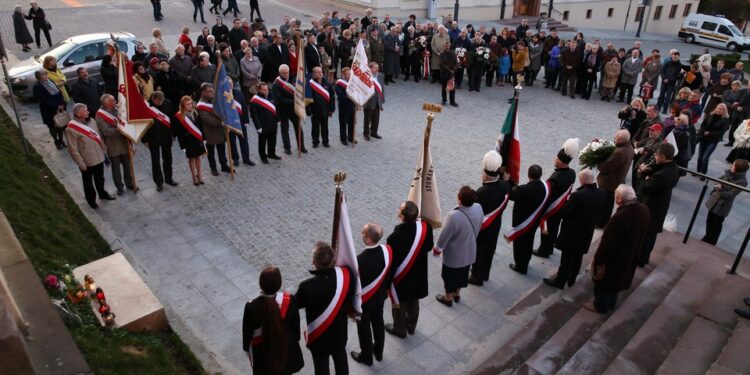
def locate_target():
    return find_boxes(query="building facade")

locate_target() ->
[334,0,700,35]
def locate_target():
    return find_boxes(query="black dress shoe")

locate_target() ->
[165,180,178,186]
[468,275,484,286]
[301,148,308,153]
[532,250,550,258]
[261,158,269,164]
[284,149,292,155]
[156,185,163,192]
[374,352,383,361]
[323,142,330,148]
[341,140,348,145]
[116,188,124,196]
[454,295,461,303]
[735,308,750,319]
[350,351,373,366]
[100,194,116,201]
[243,160,256,166]
[543,278,563,289]
[312,143,319,148]
[450,102,458,107]
[220,167,231,173]
[372,134,382,139]
[269,155,282,160]
[364,135,371,141]
[509,263,527,275]
[88,201,99,209]
[211,170,219,176]
[385,323,407,338]
[436,294,453,307]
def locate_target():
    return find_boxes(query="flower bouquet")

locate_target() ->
[455,47,468,67]
[579,139,616,170]
[471,46,491,65]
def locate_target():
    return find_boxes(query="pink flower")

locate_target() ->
[44,275,59,289]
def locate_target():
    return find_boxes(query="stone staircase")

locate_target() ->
[501,16,576,32]
[473,231,750,375]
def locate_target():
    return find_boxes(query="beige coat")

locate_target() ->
[602,60,621,89]
[431,33,450,71]
[66,119,107,169]
[95,109,129,157]
[198,100,225,145]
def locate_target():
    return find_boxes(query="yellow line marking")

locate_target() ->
[61,0,83,8]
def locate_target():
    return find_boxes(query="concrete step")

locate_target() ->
[656,274,750,375]
[603,252,728,374]
[709,318,750,374]
[557,246,698,375]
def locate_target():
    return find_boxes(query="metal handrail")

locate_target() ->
[678,166,750,274]
[540,3,565,18]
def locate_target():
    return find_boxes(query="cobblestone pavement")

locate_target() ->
[0,0,748,374]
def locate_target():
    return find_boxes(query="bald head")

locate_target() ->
[615,184,636,205]
[615,130,630,146]
[362,223,383,246]
[579,169,595,185]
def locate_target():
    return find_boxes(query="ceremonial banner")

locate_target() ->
[665,130,679,156]
[335,192,362,314]
[346,39,375,106]
[294,38,307,119]
[497,92,521,185]
[408,123,442,228]
[115,51,152,142]
[213,59,243,134]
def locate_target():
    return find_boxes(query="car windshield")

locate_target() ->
[728,24,743,37]
[35,41,78,63]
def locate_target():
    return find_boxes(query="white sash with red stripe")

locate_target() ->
[372,78,384,101]
[504,181,551,242]
[361,245,392,304]
[176,112,203,141]
[306,267,349,345]
[480,194,510,231]
[196,101,214,112]
[251,292,291,347]
[388,221,427,305]
[309,79,330,102]
[541,184,573,222]
[275,77,295,95]
[146,103,171,128]
[335,79,348,90]
[233,99,243,115]
[67,119,104,150]
[95,109,119,127]
[250,95,277,117]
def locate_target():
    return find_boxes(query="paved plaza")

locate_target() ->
[0,0,748,373]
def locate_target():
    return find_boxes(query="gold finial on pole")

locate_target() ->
[334,172,347,188]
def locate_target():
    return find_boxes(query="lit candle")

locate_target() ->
[95,288,105,302]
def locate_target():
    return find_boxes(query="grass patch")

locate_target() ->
[0,108,206,374]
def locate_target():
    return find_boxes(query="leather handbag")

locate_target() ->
[53,110,70,128]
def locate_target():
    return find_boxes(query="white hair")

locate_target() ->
[579,169,595,184]
[207,35,215,41]
[279,64,289,73]
[615,184,636,202]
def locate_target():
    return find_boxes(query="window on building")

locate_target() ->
[653,5,662,20]
[683,3,692,17]
[608,8,613,17]
[586,9,592,19]
[563,10,569,21]
[669,4,678,19]
[635,7,645,22]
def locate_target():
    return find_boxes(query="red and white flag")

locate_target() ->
[116,51,152,142]
[335,192,362,314]
[345,39,375,106]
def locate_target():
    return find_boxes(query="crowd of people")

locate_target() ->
[21,5,750,373]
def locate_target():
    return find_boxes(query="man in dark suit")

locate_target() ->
[144,91,177,191]
[272,64,306,155]
[334,67,355,145]
[307,67,335,148]
[249,82,279,164]
[507,165,549,275]
[351,223,392,366]
[228,18,244,53]
[363,62,384,141]
[386,201,434,338]
[439,41,458,106]
[636,143,680,266]
[469,151,512,286]
[534,139,579,258]
[295,242,355,374]
[585,184,650,314]
[262,34,289,83]
[305,33,322,74]
[597,130,635,227]
[543,169,607,289]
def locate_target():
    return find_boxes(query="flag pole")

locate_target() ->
[331,172,346,249]
[297,116,303,159]
[352,106,358,147]
[127,140,137,191]
[225,127,234,180]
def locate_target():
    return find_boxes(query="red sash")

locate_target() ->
[372,79,384,101]
[309,79,330,102]
[95,109,119,128]
[305,267,349,345]
[196,101,213,112]
[422,51,431,80]
[480,193,510,231]
[504,181,551,242]
[67,120,104,149]
[146,103,171,128]
[250,95,277,117]
[361,245,392,304]
[175,112,203,141]
[335,79,348,90]
[251,292,291,347]
[233,99,243,115]
[388,221,427,305]
[275,77,295,95]
[539,184,573,233]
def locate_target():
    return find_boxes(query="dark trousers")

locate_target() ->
[639,228,658,266]
[524,69,539,85]
[597,190,615,227]
[48,125,65,145]
[81,162,107,205]
[338,110,354,141]
[512,230,535,273]
[391,299,419,335]
[553,249,584,287]
[583,72,597,98]
[363,108,380,136]
[471,244,497,282]
[619,83,634,103]
[560,70,577,96]
[702,211,725,245]
[223,0,239,16]
[192,1,205,22]
[728,117,743,144]
[657,84,677,113]
[311,115,328,145]
[33,26,52,48]
[257,131,277,160]
[206,143,228,171]
[310,345,348,375]
[148,142,173,186]
[593,284,618,313]
[151,0,163,20]
[431,70,440,83]
[546,68,559,88]
[538,215,562,256]
[250,1,261,20]
[280,115,304,151]
[356,299,385,362]
[405,63,420,81]
[229,125,251,163]
[485,66,497,86]
[441,78,455,104]
[109,154,132,190]
[697,141,718,174]
[468,66,483,91]
[208,0,220,13]
[455,67,465,88]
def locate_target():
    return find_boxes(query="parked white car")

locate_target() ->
[679,14,750,52]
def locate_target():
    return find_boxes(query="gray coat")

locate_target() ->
[436,204,483,268]
[364,74,385,110]
[528,42,543,71]
[383,33,401,76]
[95,109,128,157]
[706,170,748,217]
[621,57,643,86]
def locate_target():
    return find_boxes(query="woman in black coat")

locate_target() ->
[242,267,304,375]
[100,55,118,97]
[696,103,730,175]
[24,2,52,48]
[32,69,66,148]
[13,6,33,52]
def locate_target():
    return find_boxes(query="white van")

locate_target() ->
[679,14,750,52]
